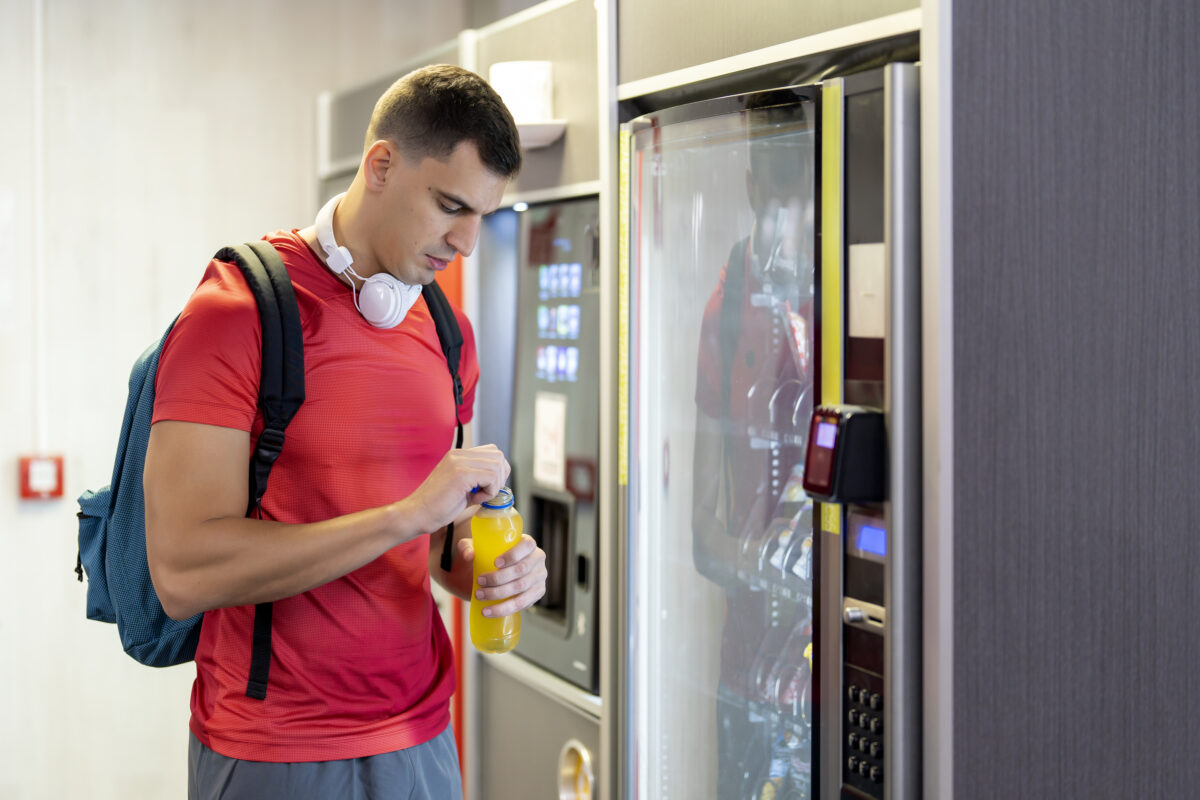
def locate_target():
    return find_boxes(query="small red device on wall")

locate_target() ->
[19,455,64,500]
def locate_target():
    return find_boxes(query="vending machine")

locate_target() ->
[619,63,921,800]
[472,195,603,798]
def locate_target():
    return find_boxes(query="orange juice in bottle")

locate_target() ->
[470,487,523,654]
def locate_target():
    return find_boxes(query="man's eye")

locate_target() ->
[439,203,461,214]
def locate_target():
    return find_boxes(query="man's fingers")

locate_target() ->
[478,583,547,618]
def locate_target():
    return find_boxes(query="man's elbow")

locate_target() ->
[146,539,202,621]
[149,567,201,621]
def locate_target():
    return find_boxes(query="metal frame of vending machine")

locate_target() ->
[813,64,921,800]
[472,191,604,800]
[614,58,920,800]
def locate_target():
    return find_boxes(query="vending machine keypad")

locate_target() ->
[843,667,884,796]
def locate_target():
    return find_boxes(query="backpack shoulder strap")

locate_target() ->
[423,280,464,409]
[423,280,467,572]
[212,242,305,514]
[211,241,305,702]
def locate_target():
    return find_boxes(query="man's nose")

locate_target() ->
[446,215,482,257]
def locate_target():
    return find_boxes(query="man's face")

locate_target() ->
[748,149,810,272]
[375,140,508,285]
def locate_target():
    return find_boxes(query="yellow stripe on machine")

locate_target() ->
[617,128,631,487]
[820,81,844,535]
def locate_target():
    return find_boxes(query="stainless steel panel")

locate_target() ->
[883,61,921,800]
[508,196,601,692]
[477,659,601,799]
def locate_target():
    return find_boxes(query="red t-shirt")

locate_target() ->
[152,230,479,762]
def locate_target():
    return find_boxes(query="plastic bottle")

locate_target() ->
[469,487,523,654]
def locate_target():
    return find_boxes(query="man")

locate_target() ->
[144,65,546,799]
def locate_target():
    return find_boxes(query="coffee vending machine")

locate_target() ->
[473,195,602,798]
[620,63,921,800]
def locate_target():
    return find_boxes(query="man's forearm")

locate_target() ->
[144,420,435,620]
[147,499,429,620]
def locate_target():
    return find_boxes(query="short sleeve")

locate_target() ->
[152,259,262,431]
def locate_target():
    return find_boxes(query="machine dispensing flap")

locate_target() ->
[801,405,887,504]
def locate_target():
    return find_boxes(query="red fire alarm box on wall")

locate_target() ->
[19,455,64,500]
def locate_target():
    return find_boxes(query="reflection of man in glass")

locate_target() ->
[691,91,814,799]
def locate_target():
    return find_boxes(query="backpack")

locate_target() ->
[76,240,464,701]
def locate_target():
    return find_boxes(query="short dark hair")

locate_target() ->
[366,64,522,178]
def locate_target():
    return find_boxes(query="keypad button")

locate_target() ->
[870,740,883,758]
[869,716,882,734]
[858,760,870,777]
[870,692,883,710]
[848,732,859,750]
[870,765,883,783]
[848,756,859,773]
[858,736,869,753]
[848,686,860,703]
[848,709,859,726]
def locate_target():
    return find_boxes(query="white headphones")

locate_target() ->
[314,192,422,329]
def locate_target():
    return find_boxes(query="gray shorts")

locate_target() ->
[188,725,462,800]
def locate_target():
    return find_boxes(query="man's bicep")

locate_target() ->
[144,420,251,535]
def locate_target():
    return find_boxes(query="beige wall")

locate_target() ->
[0,2,464,797]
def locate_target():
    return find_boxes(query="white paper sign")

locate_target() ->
[533,391,568,490]
[848,242,886,339]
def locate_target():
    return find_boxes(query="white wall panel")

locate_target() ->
[0,1,464,798]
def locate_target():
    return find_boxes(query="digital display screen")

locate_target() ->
[855,524,887,558]
[803,412,839,496]
[538,263,584,300]
[538,303,581,340]
[815,421,838,449]
[536,345,579,383]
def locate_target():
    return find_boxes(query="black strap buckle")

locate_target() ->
[255,426,286,463]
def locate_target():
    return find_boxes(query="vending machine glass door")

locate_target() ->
[626,86,817,800]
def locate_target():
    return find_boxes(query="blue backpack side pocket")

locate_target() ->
[77,485,116,623]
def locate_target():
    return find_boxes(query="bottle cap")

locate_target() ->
[481,487,514,510]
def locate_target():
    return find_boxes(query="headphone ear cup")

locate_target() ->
[358,275,403,328]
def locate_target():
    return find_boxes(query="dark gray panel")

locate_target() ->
[952,2,1200,798]
[477,661,601,799]
[617,0,917,85]
[476,0,599,192]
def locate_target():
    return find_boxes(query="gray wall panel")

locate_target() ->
[952,1,1200,797]
[478,661,601,798]
[325,41,463,169]
[476,0,599,193]
[617,0,916,85]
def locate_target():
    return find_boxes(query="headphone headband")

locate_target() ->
[315,193,354,275]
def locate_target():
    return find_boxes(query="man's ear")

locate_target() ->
[362,140,395,190]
